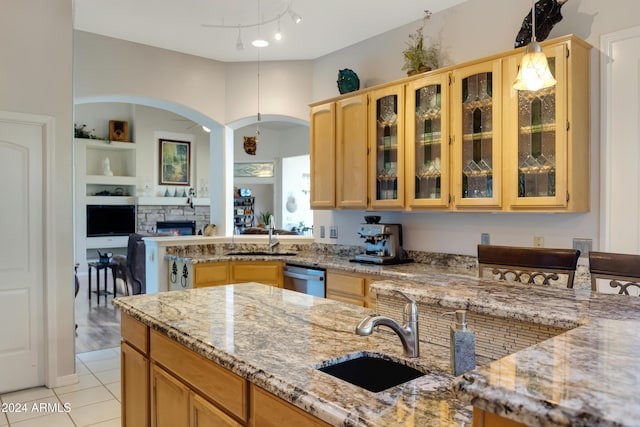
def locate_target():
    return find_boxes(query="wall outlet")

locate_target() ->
[319,225,325,239]
[533,236,544,247]
[329,226,338,239]
[573,238,592,257]
[481,233,490,245]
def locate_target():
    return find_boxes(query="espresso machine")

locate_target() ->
[353,217,409,265]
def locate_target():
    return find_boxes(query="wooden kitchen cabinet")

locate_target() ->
[121,314,149,427]
[336,93,369,209]
[326,270,380,308]
[369,85,406,209]
[503,36,590,212]
[472,407,528,427]
[194,262,229,288]
[250,384,331,427]
[309,102,336,209]
[151,364,190,427]
[191,392,243,427]
[451,58,503,210]
[405,72,451,209]
[229,261,283,287]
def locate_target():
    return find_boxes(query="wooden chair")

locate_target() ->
[477,244,580,288]
[589,251,640,294]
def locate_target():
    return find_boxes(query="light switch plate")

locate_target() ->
[481,233,490,245]
[320,225,325,239]
[329,226,338,239]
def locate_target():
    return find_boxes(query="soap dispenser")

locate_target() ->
[444,310,476,376]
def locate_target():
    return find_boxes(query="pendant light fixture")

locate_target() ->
[513,0,557,91]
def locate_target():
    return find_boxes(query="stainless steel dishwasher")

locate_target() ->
[283,264,325,297]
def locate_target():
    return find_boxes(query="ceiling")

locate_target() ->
[73,0,467,62]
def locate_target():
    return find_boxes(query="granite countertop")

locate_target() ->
[165,251,477,281]
[114,283,476,427]
[368,280,640,427]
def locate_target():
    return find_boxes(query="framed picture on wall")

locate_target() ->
[159,139,190,185]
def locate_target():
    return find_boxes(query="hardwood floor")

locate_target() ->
[75,270,122,354]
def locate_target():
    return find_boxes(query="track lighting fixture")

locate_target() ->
[203,2,302,50]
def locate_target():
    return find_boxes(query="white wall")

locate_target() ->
[0,0,75,384]
[312,0,640,255]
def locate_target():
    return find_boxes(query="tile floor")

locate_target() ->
[0,347,121,426]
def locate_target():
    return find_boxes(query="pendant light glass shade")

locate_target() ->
[513,1,557,91]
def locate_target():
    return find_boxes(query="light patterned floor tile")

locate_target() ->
[104,382,120,401]
[69,399,120,427]
[93,369,120,385]
[10,412,75,427]
[83,358,120,374]
[77,348,118,363]
[0,412,8,426]
[53,374,101,395]
[0,388,54,405]
[57,385,114,409]
[6,396,62,424]
[75,361,90,375]
[85,417,121,427]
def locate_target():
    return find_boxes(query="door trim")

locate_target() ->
[0,110,77,388]
[600,26,640,252]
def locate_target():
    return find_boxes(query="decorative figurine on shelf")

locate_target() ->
[102,157,113,176]
[337,69,360,94]
[515,0,569,48]
[402,9,441,76]
[203,224,215,236]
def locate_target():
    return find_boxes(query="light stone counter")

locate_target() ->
[113,283,476,427]
[369,280,640,427]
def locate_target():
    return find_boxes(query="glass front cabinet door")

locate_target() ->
[368,86,405,209]
[405,73,450,209]
[451,60,502,209]
[504,36,590,212]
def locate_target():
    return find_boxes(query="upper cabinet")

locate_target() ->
[405,72,451,209]
[369,85,405,209]
[451,59,503,210]
[503,38,590,212]
[336,93,368,209]
[309,35,591,213]
[309,102,336,209]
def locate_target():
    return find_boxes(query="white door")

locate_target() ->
[601,26,640,253]
[0,116,44,393]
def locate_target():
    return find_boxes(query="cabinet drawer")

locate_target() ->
[326,292,364,307]
[250,384,331,427]
[121,313,149,354]
[150,330,248,422]
[326,271,365,295]
[194,262,229,286]
[229,261,282,283]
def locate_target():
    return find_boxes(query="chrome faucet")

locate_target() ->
[355,290,420,357]
[268,214,280,252]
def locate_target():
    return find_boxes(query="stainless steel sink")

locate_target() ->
[317,353,425,392]
[226,251,296,256]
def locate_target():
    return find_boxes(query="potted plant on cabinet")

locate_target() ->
[402,10,441,76]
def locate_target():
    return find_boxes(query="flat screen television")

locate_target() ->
[86,205,136,237]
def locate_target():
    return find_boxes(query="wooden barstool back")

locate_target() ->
[588,251,640,294]
[478,244,580,288]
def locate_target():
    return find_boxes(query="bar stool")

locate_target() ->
[478,244,580,288]
[589,251,640,295]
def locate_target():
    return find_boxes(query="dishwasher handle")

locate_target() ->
[283,270,325,282]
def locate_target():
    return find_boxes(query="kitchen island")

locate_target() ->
[114,283,475,426]
[115,271,640,426]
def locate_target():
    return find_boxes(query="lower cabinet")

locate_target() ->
[194,262,229,288]
[191,261,283,289]
[121,313,328,426]
[472,408,528,427]
[250,384,331,427]
[326,270,381,308]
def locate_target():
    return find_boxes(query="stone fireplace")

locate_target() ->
[137,205,210,235]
